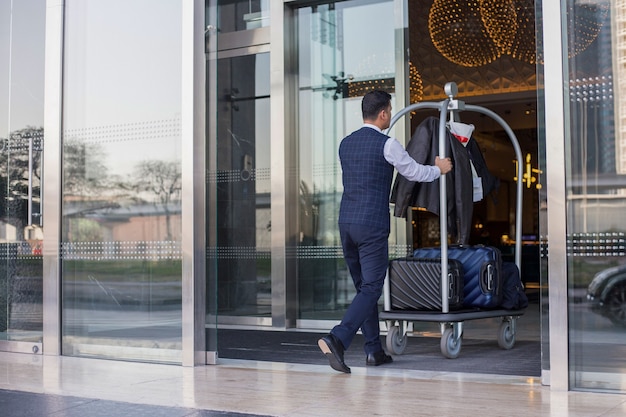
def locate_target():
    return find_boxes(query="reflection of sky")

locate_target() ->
[298,0,396,194]
[63,0,182,175]
[0,0,46,136]
[341,2,394,80]
[298,0,394,89]
[254,54,270,193]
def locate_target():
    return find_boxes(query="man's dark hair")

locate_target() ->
[362,90,391,120]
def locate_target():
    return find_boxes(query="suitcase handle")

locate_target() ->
[482,263,494,292]
[448,272,456,294]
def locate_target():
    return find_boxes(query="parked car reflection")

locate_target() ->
[587,264,626,327]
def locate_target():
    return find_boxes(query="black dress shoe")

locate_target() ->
[366,350,393,366]
[318,334,351,373]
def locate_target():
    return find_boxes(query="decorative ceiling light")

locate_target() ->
[481,0,609,65]
[408,62,423,104]
[429,0,608,67]
[428,0,515,67]
[478,0,518,54]
[566,2,609,59]
[480,0,534,64]
[346,61,423,101]
[347,77,394,98]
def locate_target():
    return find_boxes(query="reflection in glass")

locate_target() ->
[212,53,271,318]
[0,0,46,343]
[217,0,270,33]
[61,0,183,363]
[296,0,395,319]
[566,1,626,391]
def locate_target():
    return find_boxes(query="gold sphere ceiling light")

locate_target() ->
[481,0,609,65]
[480,0,534,64]
[478,0,518,54]
[430,0,608,67]
[566,2,609,59]
[428,0,514,67]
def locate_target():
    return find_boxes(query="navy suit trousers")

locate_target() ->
[332,223,389,355]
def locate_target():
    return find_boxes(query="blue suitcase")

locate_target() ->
[412,245,503,308]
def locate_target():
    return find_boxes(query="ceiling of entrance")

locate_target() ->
[338,1,607,178]
[405,1,541,179]
[408,1,537,129]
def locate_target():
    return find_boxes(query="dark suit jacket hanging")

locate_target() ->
[389,116,497,244]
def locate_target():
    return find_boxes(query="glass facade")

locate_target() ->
[60,0,183,363]
[0,0,624,395]
[0,0,46,344]
[565,0,626,391]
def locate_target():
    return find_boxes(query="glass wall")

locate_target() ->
[61,0,183,363]
[0,0,46,345]
[296,0,397,320]
[566,1,626,391]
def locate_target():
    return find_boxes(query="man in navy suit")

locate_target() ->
[318,90,452,373]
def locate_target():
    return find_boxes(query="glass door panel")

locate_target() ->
[205,0,218,356]
[211,51,271,320]
[61,0,183,363]
[0,0,46,347]
[296,0,397,320]
[565,0,626,391]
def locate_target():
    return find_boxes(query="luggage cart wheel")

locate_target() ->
[497,319,516,350]
[386,325,408,355]
[440,327,462,359]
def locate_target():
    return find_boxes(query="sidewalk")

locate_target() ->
[0,351,625,416]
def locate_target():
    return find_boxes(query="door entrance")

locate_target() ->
[215,0,542,377]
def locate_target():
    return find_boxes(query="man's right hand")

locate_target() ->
[435,156,453,174]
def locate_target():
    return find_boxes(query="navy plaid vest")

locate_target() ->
[339,127,394,231]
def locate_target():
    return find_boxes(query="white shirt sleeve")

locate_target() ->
[384,137,441,182]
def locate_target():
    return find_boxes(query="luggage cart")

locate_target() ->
[380,82,526,359]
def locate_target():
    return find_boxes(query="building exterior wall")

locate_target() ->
[0,0,625,393]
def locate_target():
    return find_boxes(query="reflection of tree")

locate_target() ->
[63,139,108,197]
[0,127,43,238]
[134,160,182,240]
[299,181,319,244]
[63,140,181,241]
[71,218,104,242]
[62,139,119,242]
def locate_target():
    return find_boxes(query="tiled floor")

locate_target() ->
[1,351,625,417]
[0,389,263,417]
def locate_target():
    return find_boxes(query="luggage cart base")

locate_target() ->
[380,308,525,359]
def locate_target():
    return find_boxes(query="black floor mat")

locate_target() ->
[217,329,541,377]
